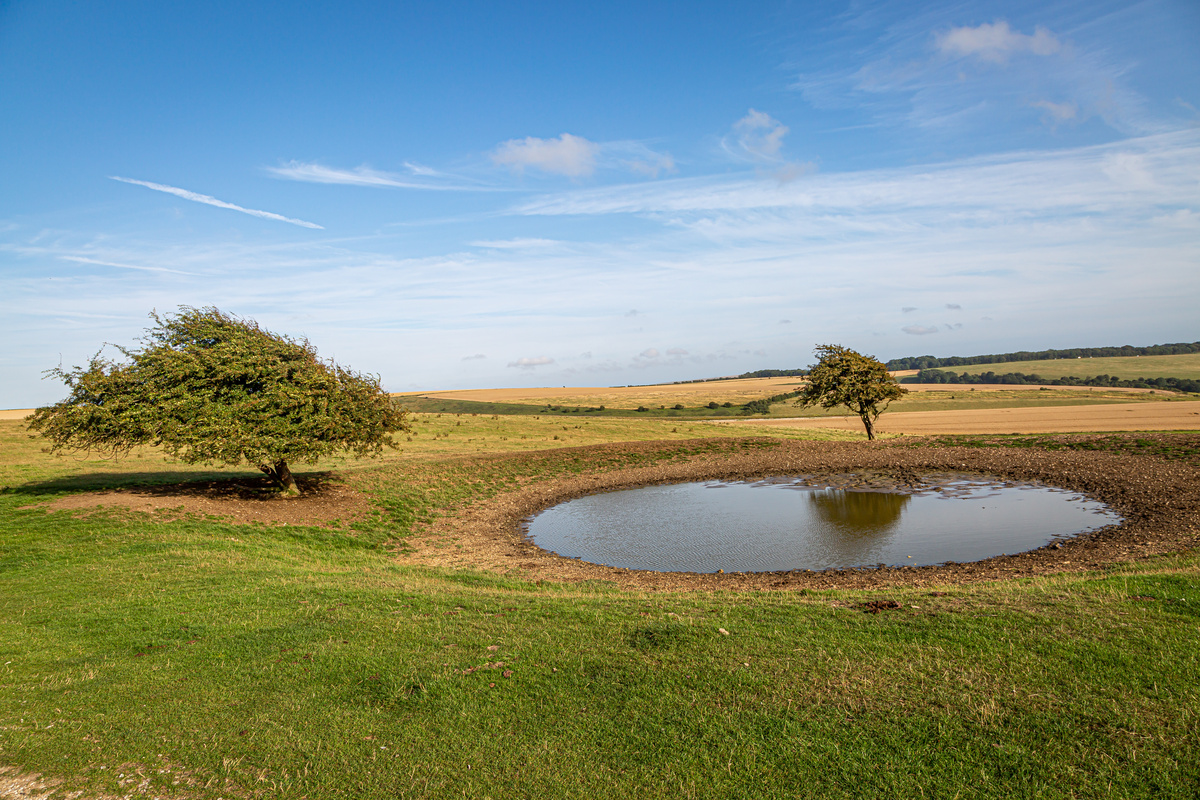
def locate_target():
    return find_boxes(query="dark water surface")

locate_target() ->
[523,477,1121,573]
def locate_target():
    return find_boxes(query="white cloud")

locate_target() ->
[936,21,1061,64]
[492,133,600,178]
[507,356,555,369]
[639,348,660,359]
[1102,152,1158,190]
[470,238,562,250]
[728,109,789,161]
[903,325,940,335]
[266,161,485,191]
[666,348,688,356]
[110,176,323,229]
[462,353,486,361]
[513,131,1199,219]
[945,303,962,310]
[1032,100,1078,125]
[59,255,197,276]
[624,153,676,178]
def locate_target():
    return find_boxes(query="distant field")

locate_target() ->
[722,401,1200,435]
[400,377,805,411]
[767,387,1190,419]
[941,352,1200,380]
[397,383,1192,422]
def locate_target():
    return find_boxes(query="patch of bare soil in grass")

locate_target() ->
[393,436,1200,591]
[26,473,369,528]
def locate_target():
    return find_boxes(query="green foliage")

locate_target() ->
[29,307,408,493]
[799,344,907,439]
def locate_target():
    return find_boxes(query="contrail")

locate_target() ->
[110,176,324,229]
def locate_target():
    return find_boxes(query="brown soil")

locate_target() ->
[393,436,1200,591]
[30,473,369,527]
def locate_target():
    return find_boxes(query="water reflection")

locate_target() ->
[805,490,910,566]
[808,490,909,534]
[523,476,1121,573]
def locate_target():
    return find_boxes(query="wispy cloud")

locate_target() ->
[266,161,491,191]
[512,131,1199,218]
[793,9,1162,142]
[470,238,563,250]
[727,109,789,161]
[110,176,323,229]
[1032,99,1077,126]
[903,325,939,335]
[507,356,555,369]
[59,255,197,276]
[492,134,600,178]
[489,135,674,180]
[936,21,1061,64]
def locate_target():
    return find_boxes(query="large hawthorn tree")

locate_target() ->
[798,344,907,440]
[29,307,408,495]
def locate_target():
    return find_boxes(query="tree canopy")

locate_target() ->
[29,307,409,495]
[797,344,907,440]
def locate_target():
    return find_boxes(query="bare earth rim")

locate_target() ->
[395,437,1200,591]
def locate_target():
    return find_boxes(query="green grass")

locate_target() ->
[947,353,1200,381]
[2,423,1199,798]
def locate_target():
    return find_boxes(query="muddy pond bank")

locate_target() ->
[395,436,1200,591]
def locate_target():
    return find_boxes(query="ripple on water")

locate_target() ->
[522,475,1121,573]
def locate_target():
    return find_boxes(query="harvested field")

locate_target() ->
[715,400,1200,434]
[402,377,805,409]
[395,436,1200,591]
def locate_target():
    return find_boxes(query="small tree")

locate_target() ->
[797,344,907,440]
[29,307,409,495]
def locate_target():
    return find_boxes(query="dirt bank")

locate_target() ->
[394,436,1200,591]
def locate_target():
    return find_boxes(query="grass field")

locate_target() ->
[943,352,1200,381]
[2,413,1199,798]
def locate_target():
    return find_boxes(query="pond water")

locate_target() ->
[522,476,1121,573]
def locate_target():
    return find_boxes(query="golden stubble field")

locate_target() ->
[400,377,806,408]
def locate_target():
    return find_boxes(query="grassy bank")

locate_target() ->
[2,421,1198,798]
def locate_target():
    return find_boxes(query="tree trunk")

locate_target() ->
[260,459,301,496]
[860,413,875,441]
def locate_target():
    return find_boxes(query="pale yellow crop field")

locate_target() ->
[404,376,807,409]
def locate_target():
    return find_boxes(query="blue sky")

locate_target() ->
[2,0,1198,407]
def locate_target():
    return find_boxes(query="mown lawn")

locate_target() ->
[1,420,1198,798]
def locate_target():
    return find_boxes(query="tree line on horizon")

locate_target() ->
[913,369,1200,394]
[885,341,1200,371]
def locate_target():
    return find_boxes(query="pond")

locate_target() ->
[522,475,1121,573]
